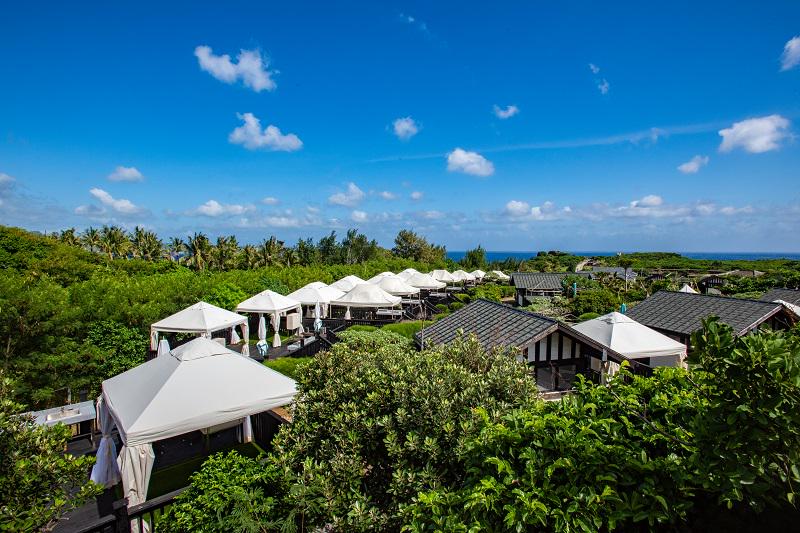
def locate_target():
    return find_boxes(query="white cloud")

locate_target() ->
[677,155,709,174]
[597,79,610,95]
[493,105,519,119]
[718,115,790,153]
[379,191,397,200]
[351,210,368,222]
[419,210,444,220]
[720,205,755,216]
[780,36,800,71]
[392,117,419,140]
[75,204,105,217]
[328,182,365,207]
[190,199,254,217]
[505,200,531,217]
[630,195,663,208]
[589,63,600,74]
[410,191,423,201]
[194,45,276,92]
[107,166,144,182]
[261,196,279,205]
[503,200,562,221]
[446,148,495,177]
[88,187,143,215]
[229,113,303,152]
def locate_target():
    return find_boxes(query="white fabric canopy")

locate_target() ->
[90,395,121,488]
[573,311,686,363]
[678,283,698,293]
[150,301,249,355]
[490,270,511,281]
[376,276,420,296]
[451,269,476,282]
[397,268,420,281]
[330,283,402,308]
[287,282,345,305]
[367,271,396,284]
[235,290,301,315]
[430,269,457,283]
[330,275,367,292]
[405,272,447,290]
[156,339,170,357]
[470,269,487,280]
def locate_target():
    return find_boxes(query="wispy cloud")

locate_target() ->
[410,191,423,201]
[261,196,280,205]
[588,63,600,74]
[597,79,610,95]
[718,115,790,153]
[493,105,519,119]
[780,36,800,71]
[188,199,255,217]
[194,46,276,92]
[379,191,397,200]
[229,113,303,152]
[88,188,144,215]
[677,155,709,174]
[351,210,368,222]
[446,148,494,177]
[107,166,144,182]
[328,182,365,207]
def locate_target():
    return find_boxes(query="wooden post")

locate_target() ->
[113,498,130,533]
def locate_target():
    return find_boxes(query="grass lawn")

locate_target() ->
[264,357,313,380]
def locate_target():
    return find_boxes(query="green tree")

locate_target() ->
[80,227,101,253]
[185,232,211,270]
[461,244,487,270]
[0,375,101,531]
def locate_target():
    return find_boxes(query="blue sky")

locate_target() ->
[1,1,799,252]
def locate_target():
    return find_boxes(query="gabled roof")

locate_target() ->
[761,288,800,306]
[510,272,591,291]
[627,291,786,336]
[589,266,637,280]
[151,301,247,334]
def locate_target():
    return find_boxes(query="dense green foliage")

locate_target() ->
[0,376,101,531]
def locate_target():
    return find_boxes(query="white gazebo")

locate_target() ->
[376,275,420,296]
[367,271,396,284]
[451,269,477,284]
[397,268,420,281]
[678,283,698,293]
[430,269,457,283]
[470,269,487,281]
[236,290,302,348]
[330,274,367,292]
[89,338,296,508]
[330,283,402,319]
[405,272,447,291]
[573,312,687,370]
[150,301,250,356]
[490,270,511,282]
[287,282,346,318]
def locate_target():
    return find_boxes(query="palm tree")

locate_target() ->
[59,228,80,247]
[99,225,129,260]
[130,226,147,259]
[167,237,185,261]
[257,236,284,267]
[282,246,300,267]
[239,244,258,269]
[81,227,101,253]
[185,232,211,270]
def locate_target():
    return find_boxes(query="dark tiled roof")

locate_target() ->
[510,272,590,291]
[589,266,637,280]
[414,299,557,349]
[760,288,800,306]
[627,291,784,336]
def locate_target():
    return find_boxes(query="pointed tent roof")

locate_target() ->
[367,271,396,284]
[287,282,345,305]
[102,337,297,447]
[376,275,420,296]
[151,301,247,334]
[397,268,420,281]
[430,269,457,282]
[470,269,487,279]
[330,283,402,308]
[490,270,511,281]
[678,284,698,293]
[330,275,367,292]
[405,272,447,290]
[235,290,301,314]
[452,269,476,282]
[573,311,686,360]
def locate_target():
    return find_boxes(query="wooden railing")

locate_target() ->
[72,487,186,533]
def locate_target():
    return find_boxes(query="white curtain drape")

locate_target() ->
[241,322,249,356]
[344,306,351,320]
[89,395,121,487]
[258,314,267,342]
[271,313,281,348]
[230,326,241,344]
[243,416,253,443]
[157,339,170,357]
[149,328,159,351]
[117,443,155,507]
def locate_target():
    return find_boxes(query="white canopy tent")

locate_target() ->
[678,283,698,293]
[330,283,402,319]
[287,282,345,318]
[397,268,420,281]
[236,290,302,348]
[375,275,420,296]
[430,269,457,283]
[150,301,250,356]
[573,312,687,368]
[367,271,396,284]
[89,337,297,507]
[330,275,367,292]
[490,270,511,281]
[451,269,476,283]
[405,272,447,290]
[470,269,487,281]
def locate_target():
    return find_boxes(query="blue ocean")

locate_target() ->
[446,251,800,262]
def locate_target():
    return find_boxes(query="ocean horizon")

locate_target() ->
[446,251,800,262]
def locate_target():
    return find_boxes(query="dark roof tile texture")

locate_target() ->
[415,299,556,349]
[627,291,783,336]
[510,272,590,291]
[760,288,800,306]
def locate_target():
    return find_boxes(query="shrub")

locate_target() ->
[569,289,619,316]
[382,321,424,340]
[203,281,247,311]
[435,303,448,313]
[577,312,600,321]
[449,302,465,312]
[346,324,378,332]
